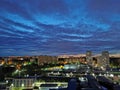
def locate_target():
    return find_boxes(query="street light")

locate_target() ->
[18,70,21,77]
[110,74,114,77]
[22,83,24,87]
[6,80,8,84]
[11,83,14,87]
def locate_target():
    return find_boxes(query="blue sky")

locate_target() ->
[0,0,120,56]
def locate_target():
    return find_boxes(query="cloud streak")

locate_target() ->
[0,0,120,56]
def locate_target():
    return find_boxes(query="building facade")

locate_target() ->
[97,51,110,70]
[86,51,93,66]
[11,77,35,90]
[37,56,57,65]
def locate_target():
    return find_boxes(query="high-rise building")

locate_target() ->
[102,51,110,67]
[97,51,110,70]
[86,51,93,66]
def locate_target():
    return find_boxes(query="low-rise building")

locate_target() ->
[10,77,35,90]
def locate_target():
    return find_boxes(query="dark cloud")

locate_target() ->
[87,0,120,13]
[0,0,33,20]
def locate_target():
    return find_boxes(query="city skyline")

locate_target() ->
[0,0,120,56]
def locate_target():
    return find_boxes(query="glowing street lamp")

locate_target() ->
[22,83,24,87]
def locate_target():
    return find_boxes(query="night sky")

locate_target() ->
[0,0,120,56]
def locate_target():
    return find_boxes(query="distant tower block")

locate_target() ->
[102,51,110,67]
[86,51,93,66]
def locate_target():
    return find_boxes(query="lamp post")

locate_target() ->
[18,70,21,77]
